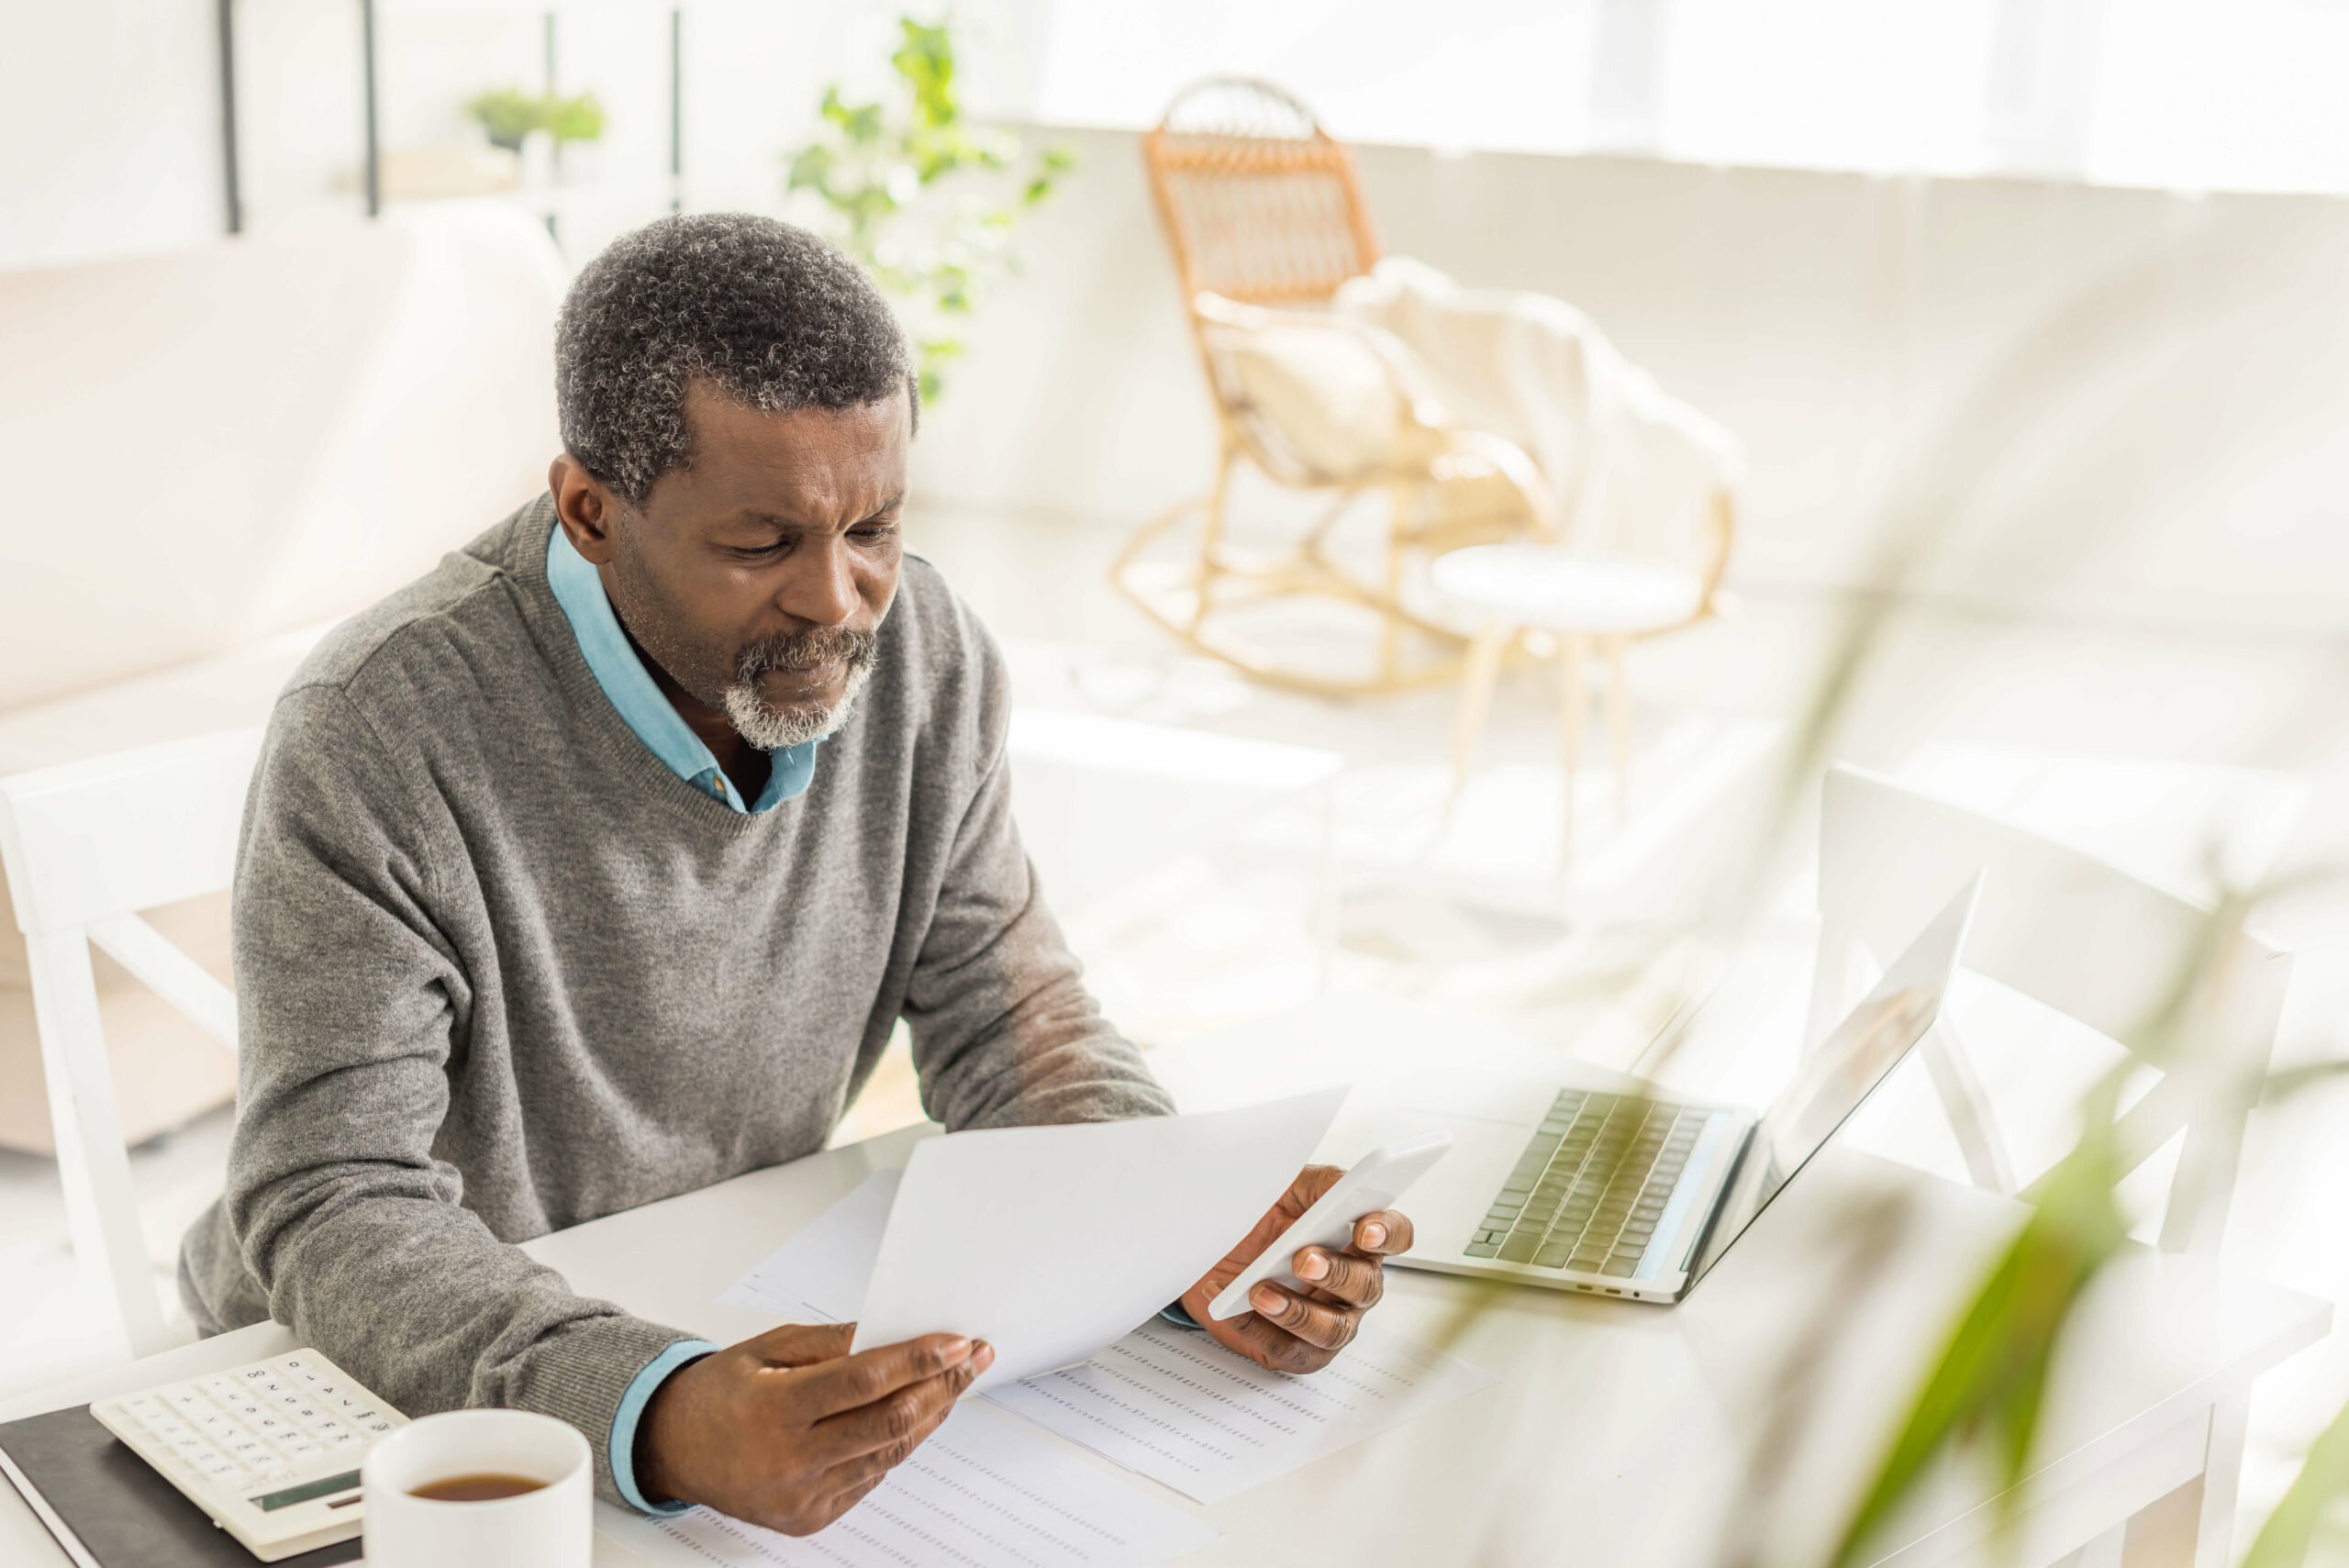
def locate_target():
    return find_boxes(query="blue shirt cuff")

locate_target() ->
[1158,1301,1203,1329]
[610,1339,718,1514]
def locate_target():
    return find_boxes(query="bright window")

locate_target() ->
[1018,0,2349,196]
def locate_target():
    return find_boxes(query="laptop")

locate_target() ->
[1375,873,1984,1304]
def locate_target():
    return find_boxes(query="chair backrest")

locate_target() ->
[1144,79,1381,308]
[1807,763,2289,1256]
[0,726,263,1356]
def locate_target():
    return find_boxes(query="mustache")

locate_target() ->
[733,626,882,682]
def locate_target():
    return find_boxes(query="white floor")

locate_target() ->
[8,501,2349,1561]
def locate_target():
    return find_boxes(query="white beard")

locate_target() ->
[723,656,877,751]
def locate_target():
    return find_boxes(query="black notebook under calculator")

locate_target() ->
[0,1404,362,1568]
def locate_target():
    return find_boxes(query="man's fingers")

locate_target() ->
[742,1320,857,1368]
[1352,1208,1414,1256]
[804,1371,959,1466]
[792,1333,974,1419]
[809,1405,950,1505]
[1248,1282,1360,1352]
[1288,1164,1345,1210]
[1291,1247,1384,1308]
[805,1342,988,1463]
[1216,1307,1339,1373]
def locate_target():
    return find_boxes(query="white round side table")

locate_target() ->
[1430,543,1707,862]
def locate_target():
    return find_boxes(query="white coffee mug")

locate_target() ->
[361,1408,593,1568]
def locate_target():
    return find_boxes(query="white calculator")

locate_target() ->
[90,1350,409,1562]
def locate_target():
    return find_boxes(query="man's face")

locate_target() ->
[586,381,909,751]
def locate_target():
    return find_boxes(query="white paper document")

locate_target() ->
[712,1100,1496,1518]
[717,1168,901,1323]
[987,1318,1498,1504]
[596,1400,1217,1568]
[854,1087,1348,1392]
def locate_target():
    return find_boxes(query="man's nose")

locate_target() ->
[776,535,858,627]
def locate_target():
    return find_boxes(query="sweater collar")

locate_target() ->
[543,523,818,813]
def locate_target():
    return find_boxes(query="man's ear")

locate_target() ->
[550,455,623,566]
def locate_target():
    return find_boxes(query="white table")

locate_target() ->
[1,1001,2329,1568]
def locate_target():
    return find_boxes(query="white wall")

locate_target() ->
[9,3,2348,639]
[0,0,222,271]
[908,128,2349,635]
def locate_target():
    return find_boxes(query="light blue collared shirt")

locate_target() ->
[607,1339,718,1514]
[546,524,819,812]
[544,523,818,1510]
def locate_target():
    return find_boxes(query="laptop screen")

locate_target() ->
[1685,871,1983,1288]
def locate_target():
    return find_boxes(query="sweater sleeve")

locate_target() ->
[897,633,1175,1132]
[210,684,700,1508]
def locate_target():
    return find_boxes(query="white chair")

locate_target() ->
[1807,763,2292,1568]
[0,728,263,1358]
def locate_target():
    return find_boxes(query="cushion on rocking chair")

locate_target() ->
[1208,315,1412,481]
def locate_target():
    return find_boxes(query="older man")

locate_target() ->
[180,214,1411,1536]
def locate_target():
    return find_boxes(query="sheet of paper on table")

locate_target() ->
[716,1168,898,1323]
[988,1318,1498,1504]
[596,1398,1218,1568]
[719,1160,1498,1507]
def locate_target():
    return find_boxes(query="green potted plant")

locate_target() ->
[783,17,1074,402]
[465,88,606,182]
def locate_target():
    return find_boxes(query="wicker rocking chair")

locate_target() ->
[1114,79,1551,697]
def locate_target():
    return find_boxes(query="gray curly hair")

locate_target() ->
[555,213,917,503]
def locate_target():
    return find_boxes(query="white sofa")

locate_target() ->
[0,203,568,1151]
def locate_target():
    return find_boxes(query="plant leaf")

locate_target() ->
[2243,1396,2349,1568]
[1830,1129,2126,1565]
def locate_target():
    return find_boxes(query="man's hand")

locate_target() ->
[1178,1164,1415,1374]
[638,1322,993,1536]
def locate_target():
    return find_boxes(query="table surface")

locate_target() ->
[1,992,2331,1567]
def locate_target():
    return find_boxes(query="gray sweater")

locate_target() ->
[179,499,1173,1503]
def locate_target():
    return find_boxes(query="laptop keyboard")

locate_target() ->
[1463,1090,1703,1276]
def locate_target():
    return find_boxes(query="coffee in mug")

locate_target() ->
[362,1409,590,1568]
[408,1472,551,1503]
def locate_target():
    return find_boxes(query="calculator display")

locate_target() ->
[252,1468,362,1510]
